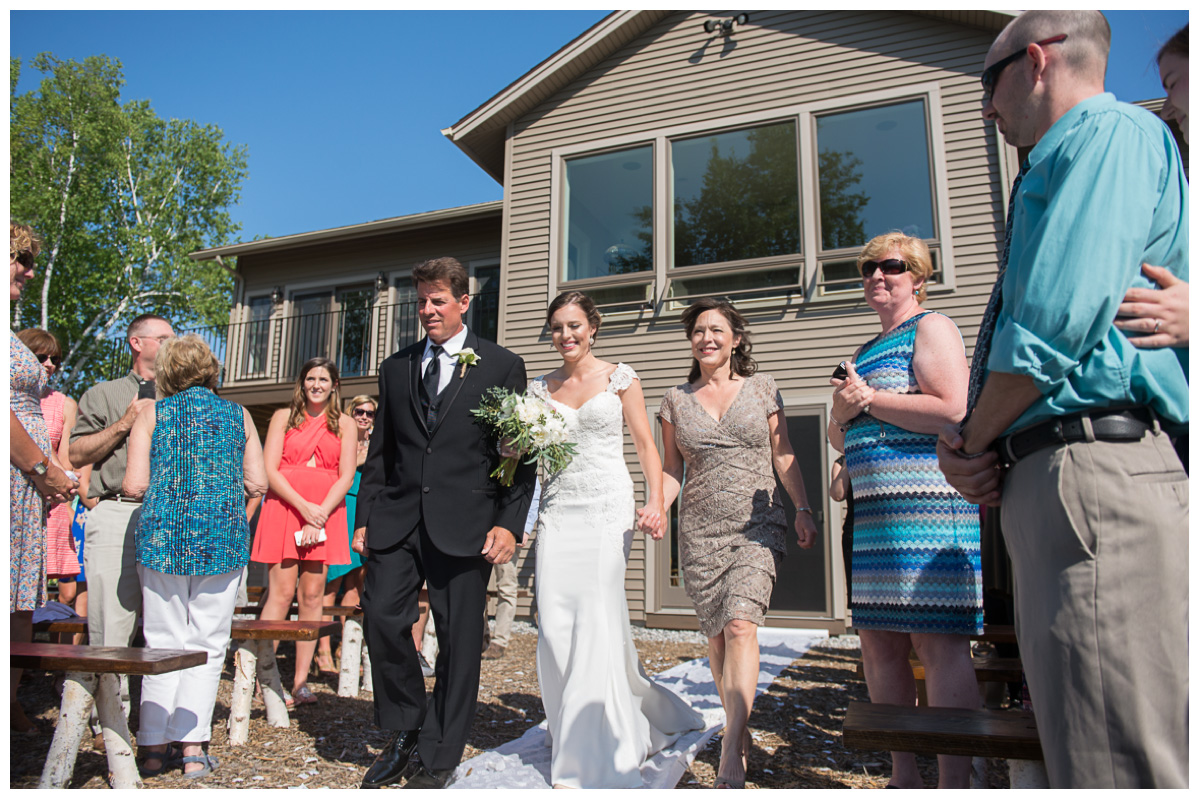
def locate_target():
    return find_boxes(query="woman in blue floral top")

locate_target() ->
[124,334,268,779]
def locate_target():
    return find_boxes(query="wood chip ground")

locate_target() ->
[10,632,1013,789]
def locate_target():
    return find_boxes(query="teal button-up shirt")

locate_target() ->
[988,93,1189,434]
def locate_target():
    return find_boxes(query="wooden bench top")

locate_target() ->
[843,701,1043,761]
[855,656,1023,684]
[233,605,362,616]
[975,624,1018,645]
[34,618,339,641]
[11,642,207,675]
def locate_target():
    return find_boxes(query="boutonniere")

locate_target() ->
[456,348,481,378]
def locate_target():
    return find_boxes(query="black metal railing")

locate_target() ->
[88,292,498,388]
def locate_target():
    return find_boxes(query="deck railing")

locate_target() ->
[90,292,497,388]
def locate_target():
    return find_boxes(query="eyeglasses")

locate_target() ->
[860,259,910,278]
[980,34,1068,104]
[137,334,175,343]
[353,407,376,418]
[33,354,62,367]
[12,252,34,269]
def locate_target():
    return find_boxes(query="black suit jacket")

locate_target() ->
[355,330,536,558]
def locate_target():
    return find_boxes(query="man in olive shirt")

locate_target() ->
[69,314,174,682]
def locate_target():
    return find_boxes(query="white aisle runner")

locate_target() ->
[450,627,828,790]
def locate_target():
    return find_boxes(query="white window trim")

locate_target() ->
[548,81,957,309]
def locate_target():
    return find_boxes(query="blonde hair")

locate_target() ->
[10,223,41,261]
[345,394,377,414]
[857,232,934,303]
[287,357,341,433]
[154,334,220,397]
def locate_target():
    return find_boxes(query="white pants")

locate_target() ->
[137,566,241,745]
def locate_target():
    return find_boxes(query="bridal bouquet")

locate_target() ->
[472,388,577,486]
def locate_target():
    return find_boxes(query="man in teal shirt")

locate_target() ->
[937,10,1187,788]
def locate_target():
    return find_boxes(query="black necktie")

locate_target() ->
[421,345,443,428]
[965,160,1031,419]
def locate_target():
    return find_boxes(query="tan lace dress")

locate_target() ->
[660,372,786,638]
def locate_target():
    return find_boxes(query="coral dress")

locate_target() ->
[41,390,81,578]
[251,414,351,565]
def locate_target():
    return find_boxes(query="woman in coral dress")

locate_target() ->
[252,357,356,705]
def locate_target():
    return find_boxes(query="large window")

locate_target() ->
[554,88,951,306]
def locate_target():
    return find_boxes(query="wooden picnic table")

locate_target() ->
[12,642,207,789]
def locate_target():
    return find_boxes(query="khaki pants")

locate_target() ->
[487,559,519,648]
[1002,429,1188,788]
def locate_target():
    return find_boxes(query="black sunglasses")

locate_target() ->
[353,407,376,418]
[980,34,1068,103]
[13,252,35,269]
[860,259,909,278]
[34,353,62,367]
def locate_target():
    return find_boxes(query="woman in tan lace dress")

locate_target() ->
[660,298,819,789]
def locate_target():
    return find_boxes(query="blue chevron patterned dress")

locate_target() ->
[844,312,983,635]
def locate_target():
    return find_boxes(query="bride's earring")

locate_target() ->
[588,336,595,346]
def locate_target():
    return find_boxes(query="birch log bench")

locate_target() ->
[842,701,1046,787]
[34,617,340,746]
[12,642,207,789]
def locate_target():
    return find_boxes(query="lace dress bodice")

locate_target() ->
[528,363,637,554]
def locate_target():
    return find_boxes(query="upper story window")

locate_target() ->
[552,86,954,308]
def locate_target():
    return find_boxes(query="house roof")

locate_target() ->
[189,200,503,261]
[442,10,1020,183]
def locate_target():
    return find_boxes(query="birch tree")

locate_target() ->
[11,53,247,396]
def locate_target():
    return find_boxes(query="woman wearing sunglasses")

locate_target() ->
[826,232,981,789]
[16,329,84,626]
[315,394,374,674]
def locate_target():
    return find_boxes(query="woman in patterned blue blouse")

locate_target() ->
[826,233,982,789]
[124,335,269,779]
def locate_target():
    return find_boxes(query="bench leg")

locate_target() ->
[337,617,363,698]
[96,673,141,789]
[227,639,257,746]
[256,640,291,728]
[361,643,373,693]
[39,671,98,789]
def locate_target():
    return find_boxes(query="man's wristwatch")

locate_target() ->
[28,455,49,477]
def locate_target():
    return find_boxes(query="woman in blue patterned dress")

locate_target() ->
[826,232,982,789]
[123,335,268,778]
[9,223,78,732]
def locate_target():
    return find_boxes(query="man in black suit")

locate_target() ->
[353,257,536,789]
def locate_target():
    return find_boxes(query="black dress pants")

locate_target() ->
[362,520,493,771]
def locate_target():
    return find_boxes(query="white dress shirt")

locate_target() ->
[420,325,469,395]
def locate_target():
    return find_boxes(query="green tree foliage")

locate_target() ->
[10,53,247,395]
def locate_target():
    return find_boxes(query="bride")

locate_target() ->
[526,291,705,789]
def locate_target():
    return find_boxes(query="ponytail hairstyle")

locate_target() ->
[681,298,756,384]
[288,357,342,433]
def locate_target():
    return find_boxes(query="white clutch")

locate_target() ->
[295,528,327,547]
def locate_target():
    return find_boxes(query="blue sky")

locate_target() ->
[10,9,1189,245]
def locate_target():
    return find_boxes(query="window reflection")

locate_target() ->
[563,146,653,281]
[672,121,800,268]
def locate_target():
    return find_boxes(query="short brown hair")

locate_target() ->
[857,232,934,303]
[412,257,469,299]
[545,291,602,338]
[10,223,40,265]
[154,334,220,397]
[127,313,171,342]
[681,298,756,383]
[16,328,61,359]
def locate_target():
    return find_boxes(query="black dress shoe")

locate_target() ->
[401,764,455,789]
[361,730,420,789]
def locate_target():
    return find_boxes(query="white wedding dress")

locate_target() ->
[530,363,705,789]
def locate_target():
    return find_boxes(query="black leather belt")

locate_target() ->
[994,407,1157,468]
[96,494,142,504]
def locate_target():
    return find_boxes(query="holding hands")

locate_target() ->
[636,502,666,540]
[830,362,875,426]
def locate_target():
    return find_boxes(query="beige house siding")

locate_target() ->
[496,11,1011,624]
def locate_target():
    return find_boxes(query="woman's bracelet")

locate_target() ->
[829,413,846,432]
[795,506,813,514]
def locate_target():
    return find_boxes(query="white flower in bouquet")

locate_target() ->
[472,388,578,486]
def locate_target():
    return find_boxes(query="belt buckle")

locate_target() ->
[1050,418,1066,445]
